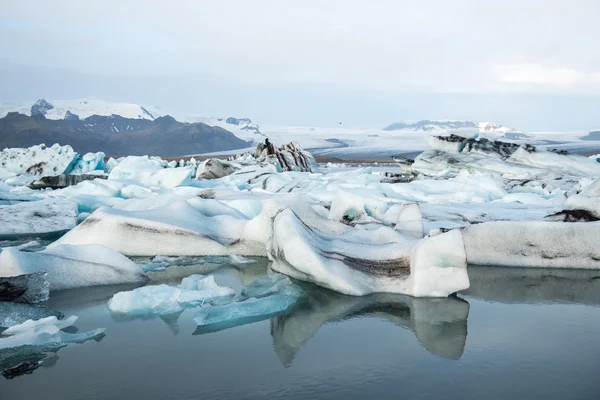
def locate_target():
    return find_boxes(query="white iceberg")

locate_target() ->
[108,156,194,188]
[0,244,148,290]
[108,275,235,315]
[462,221,600,269]
[1,315,78,337]
[267,201,469,297]
[0,144,78,178]
[54,201,266,257]
[0,198,78,238]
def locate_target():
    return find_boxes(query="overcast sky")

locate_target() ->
[1,0,599,131]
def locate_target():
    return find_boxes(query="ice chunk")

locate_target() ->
[507,146,600,177]
[67,152,106,175]
[0,244,148,290]
[28,174,106,189]
[108,156,194,188]
[268,202,468,297]
[0,198,78,238]
[0,325,105,350]
[54,201,265,257]
[108,276,235,315]
[393,203,424,239]
[108,285,186,315]
[0,273,49,304]
[195,159,237,180]
[0,144,78,178]
[2,315,78,336]
[561,177,600,219]
[194,294,299,330]
[0,302,62,328]
[239,274,302,300]
[462,221,600,269]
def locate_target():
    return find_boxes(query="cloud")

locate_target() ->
[491,63,600,90]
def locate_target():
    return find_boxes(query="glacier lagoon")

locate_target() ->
[2,258,600,400]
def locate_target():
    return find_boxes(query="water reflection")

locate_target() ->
[462,266,600,305]
[270,285,470,364]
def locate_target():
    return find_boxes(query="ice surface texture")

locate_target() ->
[463,221,600,269]
[0,144,105,179]
[0,273,49,303]
[0,314,104,350]
[267,201,469,297]
[0,244,148,290]
[108,275,234,315]
[0,198,77,238]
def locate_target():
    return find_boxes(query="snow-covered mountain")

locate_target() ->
[179,115,264,143]
[0,98,163,121]
[477,121,519,134]
[384,120,519,133]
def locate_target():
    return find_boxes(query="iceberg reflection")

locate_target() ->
[270,286,470,364]
[463,266,600,305]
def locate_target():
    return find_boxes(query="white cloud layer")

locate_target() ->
[1,0,600,129]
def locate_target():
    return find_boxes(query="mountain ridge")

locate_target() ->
[0,112,250,156]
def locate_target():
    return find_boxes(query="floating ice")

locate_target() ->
[462,221,600,269]
[67,152,106,175]
[560,177,600,220]
[2,315,78,337]
[0,324,105,350]
[0,302,62,328]
[0,144,78,178]
[108,156,194,188]
[195,159,237,180]
[0,198,78,238]
[194,294,299,329]
[108,275,235,315]
[239,274,303,300]
[54,201,266,257]
[268,201,469,297]
[0,244,148,290]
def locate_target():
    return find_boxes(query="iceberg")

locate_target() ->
[0,244,148,290]
[193,294,300,332]
[54,201,266,257]
[267,201,469,297]
[558,177,600,220]
[0,144,78,178]
[67,152,106,175]
[0,198,78,239]
[108,275,235,315]
[195,159,237,180]
[462,221,600,269]
[108,156,194,188]
[1,315,78,337]
[239,274,303,300]
[0,324,105,350]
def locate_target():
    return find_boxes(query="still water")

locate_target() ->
[2,261,600,400]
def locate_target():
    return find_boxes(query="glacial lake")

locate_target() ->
[2,259,600,400]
